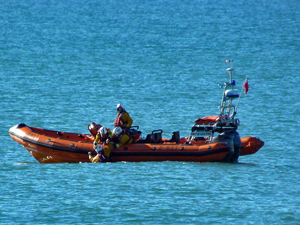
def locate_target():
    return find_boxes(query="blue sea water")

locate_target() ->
[1,0,300,224]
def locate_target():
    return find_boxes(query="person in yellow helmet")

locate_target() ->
[114,104,133,129]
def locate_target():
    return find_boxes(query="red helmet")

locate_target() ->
[88,123,102,136]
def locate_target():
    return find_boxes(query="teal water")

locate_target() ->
[1,0,300,224]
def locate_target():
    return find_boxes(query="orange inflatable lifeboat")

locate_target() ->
[8,123,263,163]
[8,65,264,163]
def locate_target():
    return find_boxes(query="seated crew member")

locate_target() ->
[114,104,133,129]
[111,127,133,148]
[88,145,110,163]
[93,127,112,146]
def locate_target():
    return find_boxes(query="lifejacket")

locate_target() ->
[114,111,126,127]
[112,131,132,148]
[97,128,110,143]
[96,153,106,162]
[95,152,111,162]
[97,128,112,143]
[114,130,128,141]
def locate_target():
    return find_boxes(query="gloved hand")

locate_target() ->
[113,143,119,148]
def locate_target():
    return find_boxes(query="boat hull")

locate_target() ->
[9,124,264,163]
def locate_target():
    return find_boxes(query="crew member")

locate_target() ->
[114,104,133,129]
[87,122,102,141]
[92,127,113,160]
[88,127,133,162]
[111,127,133,148]
[88,145,109,163]
[93,127,112,146]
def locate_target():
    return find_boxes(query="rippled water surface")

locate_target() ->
[1,0,300,224]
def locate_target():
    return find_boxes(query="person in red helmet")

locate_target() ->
[114,104,133,129]
[87,122,102,141]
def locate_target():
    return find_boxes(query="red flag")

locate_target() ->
[243,78,249,94]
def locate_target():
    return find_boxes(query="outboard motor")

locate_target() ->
[212,131,242,162]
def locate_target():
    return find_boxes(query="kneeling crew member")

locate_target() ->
[93,127,112,146]
[112,127,133,148]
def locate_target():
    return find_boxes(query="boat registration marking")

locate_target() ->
[158,146,179,151]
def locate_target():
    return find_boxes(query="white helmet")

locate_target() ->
[113,127,122,136]
[99,127,108,137]
[95,145,103,153]
[117,104,124,111]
